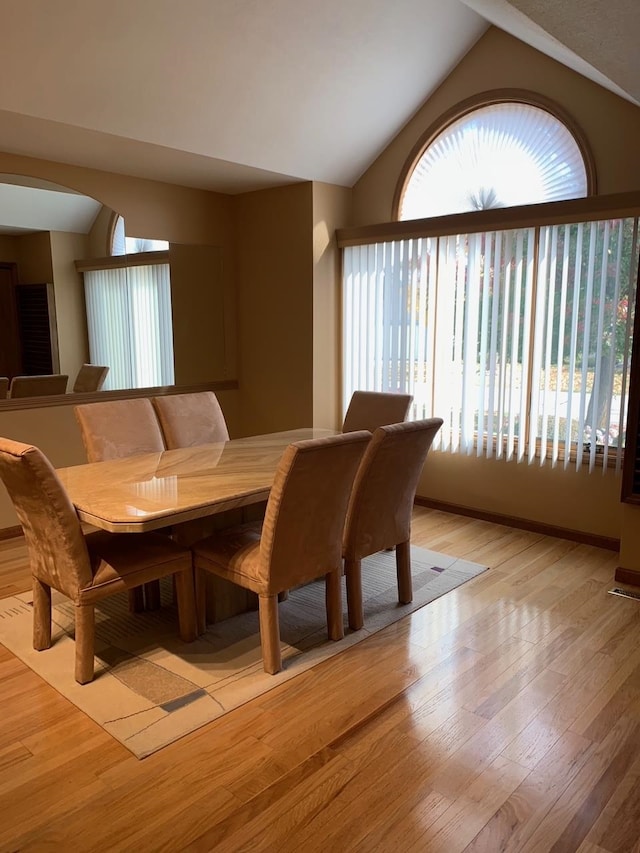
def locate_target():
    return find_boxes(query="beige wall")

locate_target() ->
[87,205,114,257]
[0,235,19,263]
[0,232,55,284]
[420,452,622,539]
[620,505,640,569]
[170,243,229,384]
[232,183,314,436]
[16,231,53,284]
[354,27,640,226]
[312,182,353,429]
[49,231,90,381]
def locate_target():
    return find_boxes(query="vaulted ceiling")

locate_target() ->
[0,0,637,194]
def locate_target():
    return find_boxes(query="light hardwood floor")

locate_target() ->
[1,508,639,852]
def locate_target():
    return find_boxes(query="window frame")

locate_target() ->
[338,191,640,471]
[106,212,170,256]
[75,251,174,391]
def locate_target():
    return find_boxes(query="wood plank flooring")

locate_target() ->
[1,508,639,852]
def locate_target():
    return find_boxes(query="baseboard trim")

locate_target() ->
[614,566,640,586]
[0,525,23,542]
[414,496,620,552]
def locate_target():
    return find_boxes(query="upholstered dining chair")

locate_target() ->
[72,364,110,393]
[9,374,69,398]
[74,398,167,611]
[0,437,197,684]
[342,390,413,433]
[152,391,229,449]
[192,430,371,674]
[0,377,8,399]
[343,417,443,631]
[74,398,166,462]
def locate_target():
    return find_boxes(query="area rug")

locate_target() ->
[0,546,486,758]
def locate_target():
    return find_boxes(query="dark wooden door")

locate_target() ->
[0,263,22,379]
[15,283,59,376]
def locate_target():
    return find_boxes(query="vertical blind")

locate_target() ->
[84,263,175,390]
[343,216,639,472]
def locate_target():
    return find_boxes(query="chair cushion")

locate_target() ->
[192,522,264,593]
[79,530,191,603]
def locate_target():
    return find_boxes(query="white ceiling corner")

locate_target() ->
[460,0,640,105]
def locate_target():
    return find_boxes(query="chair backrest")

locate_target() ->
[258,431,370,592]
[342,391,413,433]
[0,377,8,399]
[344,418,443,561]
[72,364,109,393]
[152,392,229,448]
[74,398,166,462]
[9,374,69,398]
[0,437,92,596]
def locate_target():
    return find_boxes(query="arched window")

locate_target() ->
[397,96,592,221]
[110,214,169,255]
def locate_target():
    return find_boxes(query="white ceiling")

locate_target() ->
[0,0,636,196]
[0,180,101,235]
[0,0,486,192]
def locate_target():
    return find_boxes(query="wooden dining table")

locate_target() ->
[57,428,337,620]
[57,428,336,533]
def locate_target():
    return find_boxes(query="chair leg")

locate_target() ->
[396,539,412,604]
[32,577,51,651]
[258,594,282,674]
[325,569,344,641]
[174,570,197,643]
[345,557,364,631]
[144,580,162,611]
[128,588,145,613]
[194,567,208,635]
[74,604,95,684]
